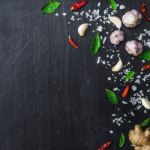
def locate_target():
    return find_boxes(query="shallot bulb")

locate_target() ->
[110,30,125,45]
[125,40,143,56]
[122,9,142,28]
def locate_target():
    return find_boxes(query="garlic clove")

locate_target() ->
[112,58,123,72]
[78,23,89,37]
[109,16,122,29]
[140,98,150,110]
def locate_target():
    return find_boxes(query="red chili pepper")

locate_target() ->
[141,64,150,71]
[122,85,130,98]
[68,35,79,49]
[71,0,88,11]
[98,141,112,150]
[140,3,150,22]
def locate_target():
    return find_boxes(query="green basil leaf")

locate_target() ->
[139,50,150,60]
[41,0,61,14]
[119,133,125,148]
[108,0,118,10]
[125,70,136,81]
[105,89,118,105]
[91,33,102,55]
[140,118,150,127]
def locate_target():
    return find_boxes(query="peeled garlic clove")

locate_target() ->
[78,23,89,37]
[109,16,122,29]
[112,58,123,72]
[141,98,150,110]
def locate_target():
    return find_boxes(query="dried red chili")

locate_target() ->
[68,35,79,49]
[98,141,112,150]
[70,0,88,11]
[140,3,150,22]
[122,85,130,98]
[141,64,150,71]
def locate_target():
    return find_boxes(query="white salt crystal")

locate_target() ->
[132,85,137,91]
[62,13,67,16]
[119,5,126,10]
[109,130,114,134]
[55,13,59,16]
[96,25,103,32]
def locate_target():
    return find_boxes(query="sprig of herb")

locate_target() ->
[41,0,61,14]
[108,0,118,10]
[125,70,136,81]
[119,133,125,148]
[139,50,150,60]
[91,33,102,55]
[105,89,118,105]
[140,118,150,127]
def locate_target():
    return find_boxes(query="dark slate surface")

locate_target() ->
[0,0,149,150]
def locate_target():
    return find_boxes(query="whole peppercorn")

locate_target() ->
[122,10,142,28]
[110,30,125,45]
[125,40,143,56]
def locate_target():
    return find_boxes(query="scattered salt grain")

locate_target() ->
[109,130,114,134]
[55,13,59,16]
[62,13,67,16]
[119,5,126,10]
[96,25,103,32]
[132,85,137,91]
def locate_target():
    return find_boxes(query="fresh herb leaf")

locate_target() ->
[41,0,61,14]
[125,70,136,81]
[119,133,125,148]
[91,33,102,55]
[105,89,118,105]
[139,50,150,60]
[140,118,150,127]
[108,0,118,10]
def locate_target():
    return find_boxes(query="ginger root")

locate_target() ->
[129,125,150,150]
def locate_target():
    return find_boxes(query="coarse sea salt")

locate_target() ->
[119,5,126,10]
[58,1,150,128]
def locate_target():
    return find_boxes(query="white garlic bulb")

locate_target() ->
[110,30,125,45]
[125,40,143,56]
[122,10,142,28]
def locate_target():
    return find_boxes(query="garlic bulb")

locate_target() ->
[122,10,142,28]
[109,16,122,29]
[125,40,143,56]
[110,30,125,45]
[112,58,123,72]
[78,23,89,37]
[140,98,150,110]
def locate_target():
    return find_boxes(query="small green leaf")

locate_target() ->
[125,70,136,81]
[140,118,150,127]
[91,33,102,55]
[105,89,118,105]
[139,50,150,60]
[41,0,61,14]
[119,133,125,148]
[108,0,118,10]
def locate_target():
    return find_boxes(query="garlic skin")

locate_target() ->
[125,40,143,56]
[109,16,122,29]
[122,9,142,28]
[112,58,123,72]
[78,23,89,37]
[140,98,150,110]
[110,30,125,45]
